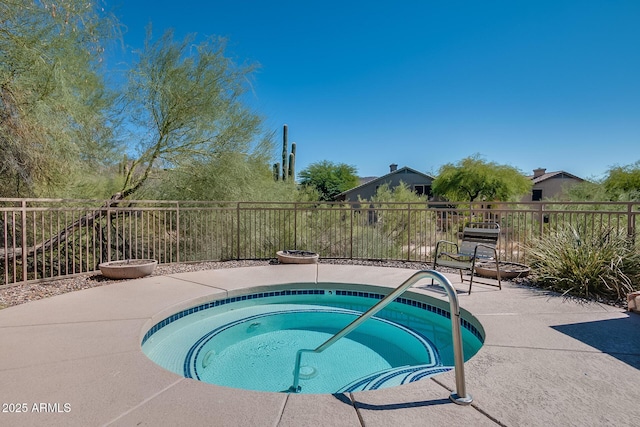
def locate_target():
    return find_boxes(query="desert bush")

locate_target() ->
[526,226,640,301]
[366,182,432,255]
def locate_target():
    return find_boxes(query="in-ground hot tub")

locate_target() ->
[141,284,484,394]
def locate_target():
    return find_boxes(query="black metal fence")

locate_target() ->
[1,198,638,286]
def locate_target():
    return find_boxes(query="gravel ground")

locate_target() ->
[0,260,265,308]
[0,259,626,309]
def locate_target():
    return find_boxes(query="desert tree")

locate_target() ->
[603,160,640,201]
[298,160,359,201]
[432,154,532,202]
[0,0,119,197]
[115,27,269,201]
[564,180,608,202]
[145,148,304,202]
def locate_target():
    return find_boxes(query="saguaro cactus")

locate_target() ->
[273,163,281,181]
[274,124,296,182]
[282,124,289,181]
[288,142,296,181]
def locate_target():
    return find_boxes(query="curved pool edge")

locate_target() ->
[139,281,486,349]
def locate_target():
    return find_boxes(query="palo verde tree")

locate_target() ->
[115,26,267,201]
[565,180,609,202]
[298,161,358,201]
[0,0,119,197]
[146,142,302,201]
[564,161,640,202]
[432,155,532,202]
[603,160,640,201]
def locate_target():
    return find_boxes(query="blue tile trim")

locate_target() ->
[334,289,483,343]
[141,288,484,346]
[141,289,325,345]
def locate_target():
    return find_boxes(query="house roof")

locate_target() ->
[357,176,377,186]
[527,170,585,185]
[338,166,435,197]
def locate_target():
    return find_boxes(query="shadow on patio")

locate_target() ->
[551,315,640,370]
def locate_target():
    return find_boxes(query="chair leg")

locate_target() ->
[432,261,437,285]
[495,263,501,290]
[468,269,474,294]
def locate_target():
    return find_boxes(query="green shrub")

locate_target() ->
[526,226,640,301]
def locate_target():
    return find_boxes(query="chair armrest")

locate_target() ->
[472,243,499,260]
[434,240,458,257]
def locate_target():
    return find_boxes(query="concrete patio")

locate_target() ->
[0,264,638,426]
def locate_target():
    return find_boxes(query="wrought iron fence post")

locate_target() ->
[628,202,637,246]
[538,203,544,237]
[106,203,112,262]
[236,202,241,260]
[350,205,354,259]
[176,202,180,264]
[21,200,27,282]
[406,203,411,261]
[294,202,298,250]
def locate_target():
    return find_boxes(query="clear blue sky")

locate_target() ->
[111,0,640,181]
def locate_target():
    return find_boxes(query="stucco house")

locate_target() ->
[523,168,585,201]
[336,164,435,201]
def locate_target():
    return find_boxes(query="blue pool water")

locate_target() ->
[141,287,484,394]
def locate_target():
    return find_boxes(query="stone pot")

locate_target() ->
[276,250,319,264]
[474,261,531,279]
[99,259,158,279]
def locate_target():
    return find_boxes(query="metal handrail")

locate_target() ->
[288,270,473,405]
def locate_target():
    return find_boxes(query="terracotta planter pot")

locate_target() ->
[474,261,531,279]
[99,259,158,279]
[276,250,319,264]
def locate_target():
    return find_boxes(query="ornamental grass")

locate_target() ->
[526,226,640,301]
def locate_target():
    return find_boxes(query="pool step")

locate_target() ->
[337,365,453,392]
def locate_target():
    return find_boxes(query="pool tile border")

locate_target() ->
[141,288,484,345]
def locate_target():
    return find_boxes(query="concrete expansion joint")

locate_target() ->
[102,378,184,426]
[348,392,366,426]
[429,377,505,425]
[170,275,227,290]
[275,393,290,426]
